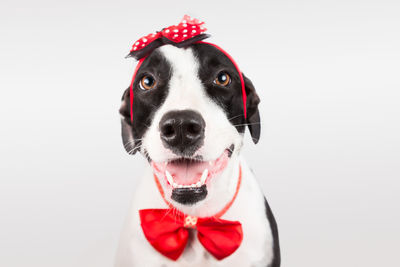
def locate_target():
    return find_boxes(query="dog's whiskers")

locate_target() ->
[128,144,146,155]
[231,122,262,127]
[140,122,151,129]
[123,140,136,149]
[227,114,244,121]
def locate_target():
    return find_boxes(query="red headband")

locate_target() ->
[128,15,247,122]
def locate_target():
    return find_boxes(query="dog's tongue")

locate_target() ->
[151,150,230,186]
[166,160,208,185]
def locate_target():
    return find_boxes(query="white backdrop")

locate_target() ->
[1,0,399,266]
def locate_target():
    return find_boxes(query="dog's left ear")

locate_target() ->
[119,88,139,155]
[243,74,261,144]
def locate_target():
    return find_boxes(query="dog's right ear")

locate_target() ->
[243,74,261,144]
[119,88,139,155]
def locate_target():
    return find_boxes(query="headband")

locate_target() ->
[127,15,247,122]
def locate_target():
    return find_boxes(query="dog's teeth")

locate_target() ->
[200,169,208,184]
[165,170,174,185]
[178,184,183,188]
[196,181,201,187]
[190,184,195,187]
[173,182,178,188]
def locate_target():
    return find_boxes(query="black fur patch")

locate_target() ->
[191,43,261,143]
[264,198,281,267]
[120,50,172,154]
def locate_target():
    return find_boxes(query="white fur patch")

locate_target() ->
[141,45,244,215]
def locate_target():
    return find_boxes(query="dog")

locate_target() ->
[115,21,280,267]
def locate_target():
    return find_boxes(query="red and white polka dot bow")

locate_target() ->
[128,15,209,60]
[127,15,248,120]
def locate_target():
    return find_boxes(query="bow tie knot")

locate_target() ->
[183,215,198,228]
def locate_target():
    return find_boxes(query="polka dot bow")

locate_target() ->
[127,15,248,121]
[128,15,209,60]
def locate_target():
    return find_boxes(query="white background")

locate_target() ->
[1,0,399,266]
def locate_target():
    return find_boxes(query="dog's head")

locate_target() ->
[120,43,260,215]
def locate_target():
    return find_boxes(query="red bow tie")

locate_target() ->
[139,209,243,261]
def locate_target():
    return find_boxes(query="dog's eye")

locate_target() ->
[214,72,231,87]
[139,75,157,90]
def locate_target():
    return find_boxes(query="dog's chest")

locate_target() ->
[115,163,274,267]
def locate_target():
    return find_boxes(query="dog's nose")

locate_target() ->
[159,110,205,155]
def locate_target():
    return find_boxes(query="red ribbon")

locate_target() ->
[139,209,243,261]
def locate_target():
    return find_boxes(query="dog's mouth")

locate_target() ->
[151,145,233,204]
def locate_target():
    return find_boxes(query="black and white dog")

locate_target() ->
[115,43,280,266]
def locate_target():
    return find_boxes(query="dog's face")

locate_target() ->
[120,43,260,214]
